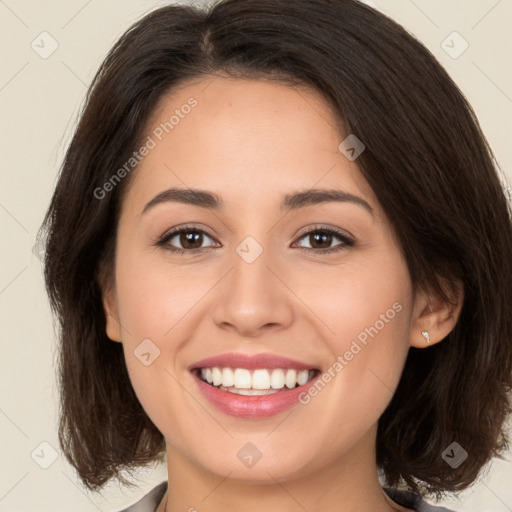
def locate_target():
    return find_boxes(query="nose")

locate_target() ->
[211,243,295,338]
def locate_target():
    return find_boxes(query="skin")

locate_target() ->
[102,76,463,512]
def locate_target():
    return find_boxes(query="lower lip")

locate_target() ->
[192,371,320,419]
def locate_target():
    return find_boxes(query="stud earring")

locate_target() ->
[421,330,430,345]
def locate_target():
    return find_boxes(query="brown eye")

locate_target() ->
[157,226,217,253]
[308,231,334,249]
[294,228,354,253]
[178,231,205,249]
[156,225,354,255]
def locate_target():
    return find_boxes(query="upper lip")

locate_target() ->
[189,353,319,371]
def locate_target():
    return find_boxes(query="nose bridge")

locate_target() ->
[233,234,272,295]
[211,230,295,335]
[229,214,277,290]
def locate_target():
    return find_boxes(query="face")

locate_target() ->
[104,76,418,484]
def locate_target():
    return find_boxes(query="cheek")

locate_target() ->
[114,253,211,339]
[293,251,412,352]
[112,253,221,429]
[292,252,413,422]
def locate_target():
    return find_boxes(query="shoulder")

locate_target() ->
[383,487,459,512]
[116,481,168,512]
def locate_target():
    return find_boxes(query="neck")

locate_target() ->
[156,426,408,512]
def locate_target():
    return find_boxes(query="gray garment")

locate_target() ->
[118,481,167,512]
[117,481,458,512]
[383,487,458,512]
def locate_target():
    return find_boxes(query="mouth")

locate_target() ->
[193,366,320,395]
[189,353,322,418]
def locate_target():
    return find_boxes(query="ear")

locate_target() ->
[98,270,123,343]
[102,286,123,343]
[410,279,464,348]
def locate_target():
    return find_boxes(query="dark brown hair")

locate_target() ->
[41,0,512,499]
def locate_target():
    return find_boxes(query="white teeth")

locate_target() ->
[297,369,309,385]
[270,368,285,389]
[212,367,222,386]
[233,368,252,389]
[218,385,280,395]
[199,367,315,391]
[252,369,270,389]
[285,369,297,389]
[221,367,234,387]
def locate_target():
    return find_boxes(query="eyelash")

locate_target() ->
[154,224,355,256]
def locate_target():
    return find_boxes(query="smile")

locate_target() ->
[189,353,321,418]
[196,367,318,395]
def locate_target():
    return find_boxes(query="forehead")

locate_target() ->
[123,76,376,214]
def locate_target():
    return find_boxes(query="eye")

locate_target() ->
[155,224,355,255]
[155,225,218,254]
[292,226,355,254]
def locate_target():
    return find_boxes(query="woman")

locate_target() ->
[41,0,512,511]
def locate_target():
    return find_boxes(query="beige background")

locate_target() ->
[0,0,511,510]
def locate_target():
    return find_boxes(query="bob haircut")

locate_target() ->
[41,0,512,500]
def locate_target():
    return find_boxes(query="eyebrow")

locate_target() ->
[141,187,374,217]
